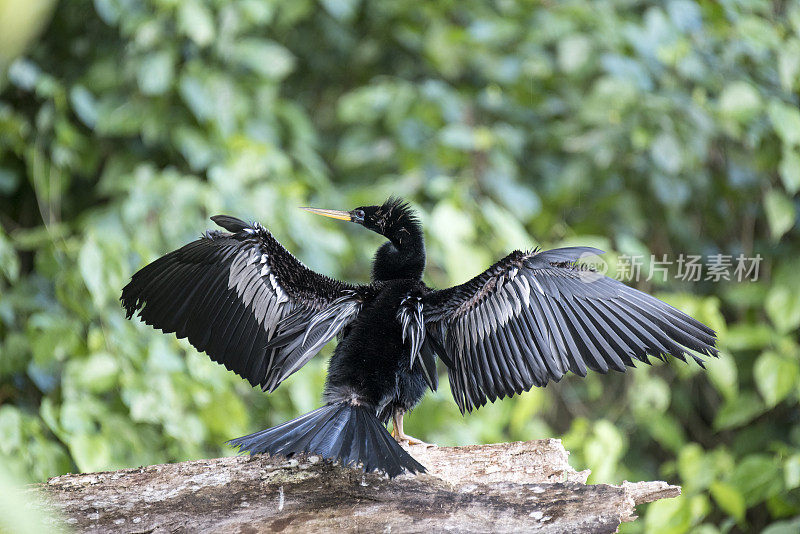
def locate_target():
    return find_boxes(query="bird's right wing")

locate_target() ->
[121,215,377,392]
[421,247,719,413]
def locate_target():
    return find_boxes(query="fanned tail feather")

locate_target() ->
[227,403,426,478]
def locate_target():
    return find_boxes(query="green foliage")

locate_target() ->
[0,1,798,532]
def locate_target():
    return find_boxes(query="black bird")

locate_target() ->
[121,197,718,477]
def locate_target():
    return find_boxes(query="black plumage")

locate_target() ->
[121,197,718,477]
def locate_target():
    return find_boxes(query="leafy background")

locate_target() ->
[1,0,799,532]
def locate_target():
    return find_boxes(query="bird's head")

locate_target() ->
[301,197,421,245]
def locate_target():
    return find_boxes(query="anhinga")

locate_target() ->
[121,197,718,476]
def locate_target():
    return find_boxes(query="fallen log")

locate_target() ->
[35,439,679,533]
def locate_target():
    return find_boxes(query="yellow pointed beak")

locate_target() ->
[299,207,352,221]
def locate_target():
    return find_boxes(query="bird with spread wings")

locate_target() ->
[122,198,717,477]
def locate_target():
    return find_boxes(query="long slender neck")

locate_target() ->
[371,226,425,281]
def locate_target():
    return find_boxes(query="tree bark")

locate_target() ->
[35,439,678,533]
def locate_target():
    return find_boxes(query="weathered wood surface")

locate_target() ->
[36,439,679,533]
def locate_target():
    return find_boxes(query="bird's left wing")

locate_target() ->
[121,215,377,392]
[421,247,719,413]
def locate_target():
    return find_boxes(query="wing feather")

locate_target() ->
[422,247,719,413]
[121,216,376,391]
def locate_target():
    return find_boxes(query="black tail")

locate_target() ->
[227,403,426,477]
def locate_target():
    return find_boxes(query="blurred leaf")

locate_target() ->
[778,147,800,194]
[78,236,106,306]
[69,85,98,129]
[765,283,800,334]
[678,444,715,493]
[0,229,20,282]
[768,100,800,146]
[737,16,780,55]
[0,407,22,456]
[714,393,766,430]
[67,433,112,473]
[0,167,19,194]
[764,190,796,241]
[785,454,800,490]
[705,352,738,401]
[229,39,295,80]
[778,39,800,92]
[319,0,358,22]
[650,132,683,174]
[178,1,215,47]
[584,420,626,483]
[137,50,174,96]
[753,350,799,407]
[646,412,687,452]
[557,35,591,73]
[719,81,761,122]
[93,0,122,25]
[710,481,746,523]
[729,455,783,506]
[7,58,42,90]
[723,323,773,351]
[67,352,118,393]
[765,491,800,519]
[645,496,692,534]
[0,462,66,533]
[668,0,702,31]
[762,519,800,534]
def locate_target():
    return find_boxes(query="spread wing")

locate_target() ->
[121,215,376,391]
[422,247,719,413]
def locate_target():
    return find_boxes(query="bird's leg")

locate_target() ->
[391,408,432,446]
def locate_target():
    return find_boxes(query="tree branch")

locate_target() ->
[35,439,678,533]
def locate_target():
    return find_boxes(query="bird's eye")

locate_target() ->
[354,209,366,221]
